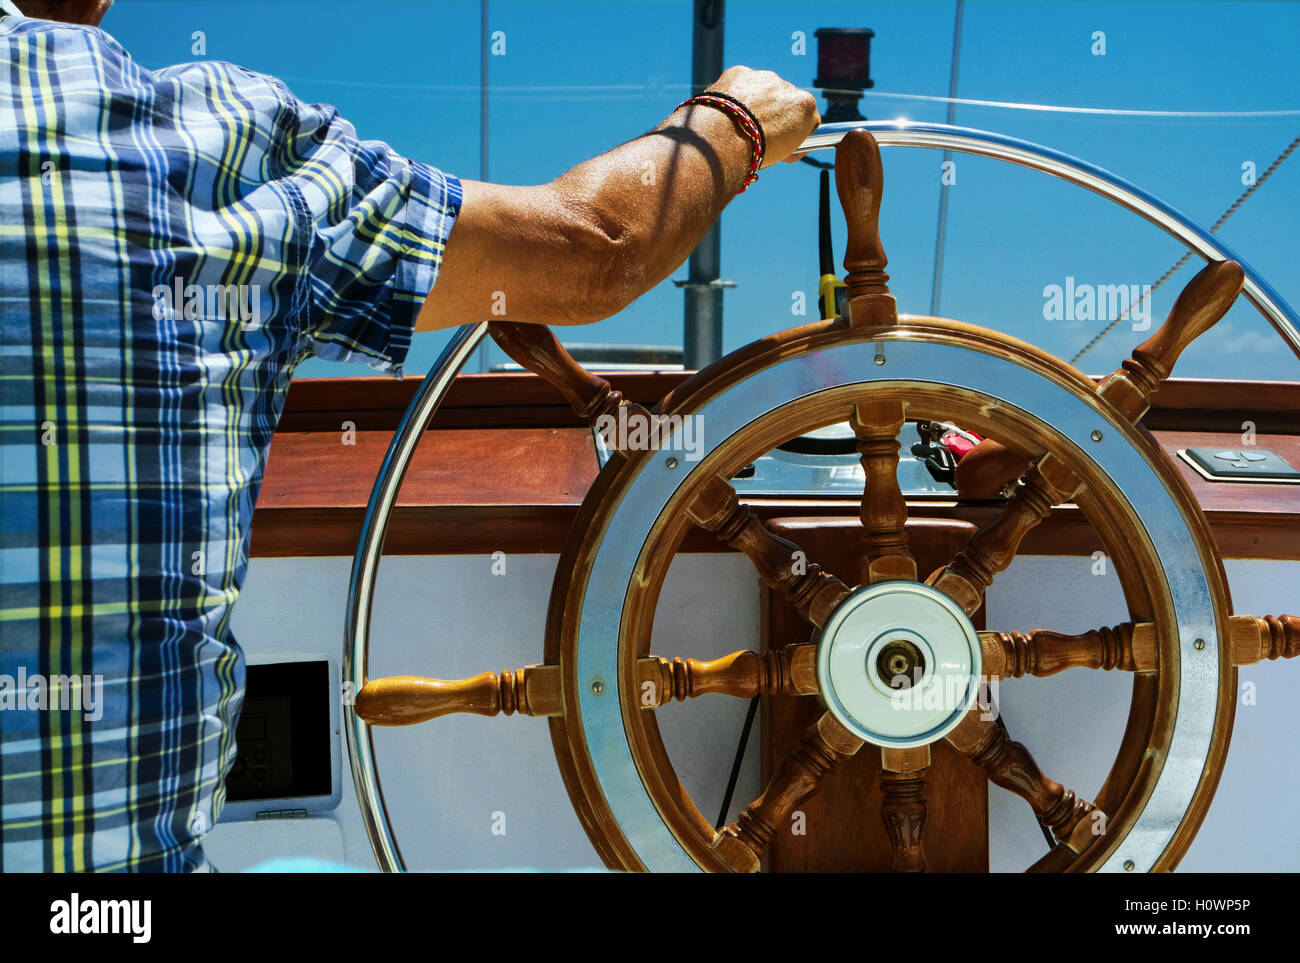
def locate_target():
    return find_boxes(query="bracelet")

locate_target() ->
[673,91,766,192]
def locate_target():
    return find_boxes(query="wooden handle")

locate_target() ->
[1101,260,1245,421]
[1261,614,1300,660]
[489,321,620,420]
[1230,613,1300,665]
[355,666,560,725]
[834,129,896,326]
[953,438,1030,499]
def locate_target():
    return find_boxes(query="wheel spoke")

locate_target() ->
[355,664,559,725]
[712,711,863,872]
[980,614,1299,676]
[637,643,818,708]
[687,473,850,627]
[946,707,1099,852]
[880,746,929,873]
[853,399,916,584]
[981,623,1157,678]
[927,455,1081,615]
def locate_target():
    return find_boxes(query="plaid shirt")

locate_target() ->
[0,14,461,871]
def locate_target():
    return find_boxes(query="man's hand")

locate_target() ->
[705,66,821,167]
[416,66,821,333]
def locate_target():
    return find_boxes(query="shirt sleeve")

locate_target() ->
[269,79,462,377]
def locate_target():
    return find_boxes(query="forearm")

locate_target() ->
[415,67,816,333]
[551,103,754,305]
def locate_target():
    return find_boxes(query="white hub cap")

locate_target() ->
[816,581,982,748]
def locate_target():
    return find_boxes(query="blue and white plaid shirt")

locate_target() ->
[0,12,461,871]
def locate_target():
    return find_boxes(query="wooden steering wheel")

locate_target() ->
[352,129,1299,872]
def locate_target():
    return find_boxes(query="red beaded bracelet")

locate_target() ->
[673,91,766,192]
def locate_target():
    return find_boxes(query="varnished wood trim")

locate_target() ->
[277,372,1300,433]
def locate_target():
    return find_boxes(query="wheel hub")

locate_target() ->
[816,581,982,749]
[875,638,926,688]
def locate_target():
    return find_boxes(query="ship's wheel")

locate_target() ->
[346,127,1299,872]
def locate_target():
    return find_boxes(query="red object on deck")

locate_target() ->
[941,430,981,460]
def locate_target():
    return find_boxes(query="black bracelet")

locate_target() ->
[699,89,767,159]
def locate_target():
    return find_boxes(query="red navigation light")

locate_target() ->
[814,27,875,93]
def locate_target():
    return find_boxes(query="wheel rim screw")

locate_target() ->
[590,680,605,695]
[666,456,679,469]
[1194,638,1206,651]
[1091,430,1103,442]
[1123,860,1135,872]
[874,354,886,366]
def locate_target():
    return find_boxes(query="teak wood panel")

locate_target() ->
[760,517,990,872]
[250,427,596,557]
[258,427,595,508]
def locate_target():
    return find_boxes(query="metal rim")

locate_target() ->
[343,120,1297,872]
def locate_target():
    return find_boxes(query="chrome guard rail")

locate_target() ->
[343,321,488,873]
[344,121,1300,872]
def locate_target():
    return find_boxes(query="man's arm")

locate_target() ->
[415,67,820,332]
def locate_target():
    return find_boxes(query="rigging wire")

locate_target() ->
[1070,130,1300,365]
[276,73,1300,118]
[930,0,965,317]
[849,89,1300,119]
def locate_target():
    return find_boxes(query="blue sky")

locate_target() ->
[101,0,1300,380]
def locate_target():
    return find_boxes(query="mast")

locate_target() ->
[681,0,729,370]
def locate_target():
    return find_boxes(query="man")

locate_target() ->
[0,0,820,870]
